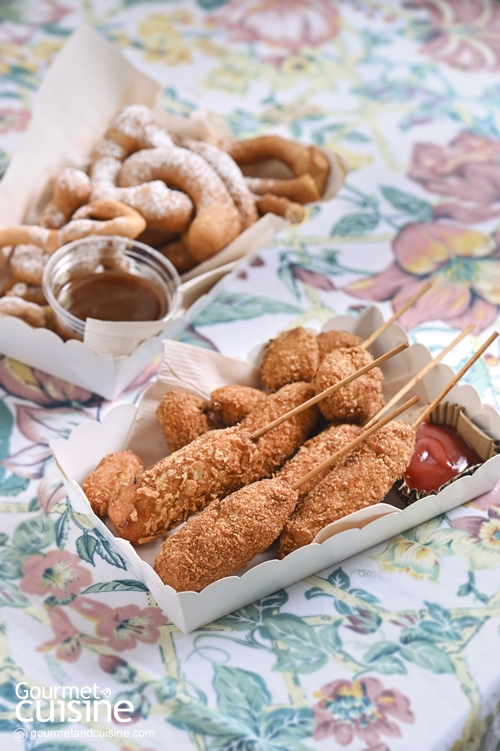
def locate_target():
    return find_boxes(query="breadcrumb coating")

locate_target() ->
[82,450,144,517]
[156,390,210,452]
[154,478,298,592]
[314,346,384,424]
[240,381,319,482]
[317,330,363,362]
[278,420,416,556]
[261,327,319,391]
[111,426,256,544]
[210,384,267,427]
[276,423,362,500]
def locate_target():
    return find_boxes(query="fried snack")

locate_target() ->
[0,200,146,253]
[210,384,267,427]
[108,426,256,544]
[261,327,319,391]
[246,174,320,204]
[156,390,210,452]
[316,330,363,362]
[0,296,46,327]
[159,240,198,274]
[225,135,331,196]
[176,136,258,230]
[240,381,319,482]
[6,282,46,306]
[278,420,416,556]
[105,104,175,152]
[118,146,242,262]
[39,168,91,229]
[90,137,194,234]
[255,194,305,223]
[276,423,362,500]
[154,478,298,592]
[10,244,50,285]
[314,346,384,424]
[82,450,144,517]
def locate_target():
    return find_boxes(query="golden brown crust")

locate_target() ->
[240,381,319,482]
[114,426,257,544]
[276,423,362,500]
[154,478,298,592]
[210,384,267,427]
[0,296,46,328]
[278,421,416,556]
[314,346,384,424]
[316,330,364,362]
[156,390,211,453]
[82,450,144,517]
[261,327,319,391]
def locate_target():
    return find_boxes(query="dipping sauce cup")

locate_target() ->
[42,235,181,341]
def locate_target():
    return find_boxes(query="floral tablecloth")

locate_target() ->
[2,1,500,749]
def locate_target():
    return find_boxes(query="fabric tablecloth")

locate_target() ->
[1,1,500,749]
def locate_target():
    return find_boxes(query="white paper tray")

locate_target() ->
[51,308,500,633]
[0,25,344,396]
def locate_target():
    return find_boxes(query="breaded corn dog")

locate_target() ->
[276,423,362,500]
[210,384,267,427]
[278,420,416,557]
[108,426,256,544]
[156,390,211,452]
[316,330,363,362]
[154,478,297,592]
[241,381,318,482]
[261,327,319,391]
[314,346,384,424]
[82,450,144,517]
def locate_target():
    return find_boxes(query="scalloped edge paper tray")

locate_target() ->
[50,306,500,632]
[0,25,344,398]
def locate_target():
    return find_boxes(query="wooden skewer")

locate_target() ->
[413,331,499,428]
[250,341,409,440]
[292,395,420,491]
[363,324,474,430]
[361,282,433,350]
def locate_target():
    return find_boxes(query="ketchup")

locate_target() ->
[403,422,482,493]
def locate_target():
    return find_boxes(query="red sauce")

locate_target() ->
[404,422,482,493]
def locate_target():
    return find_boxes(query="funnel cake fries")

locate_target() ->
[245,174,320,204]
[154,479,297,593]
[118,147,242,262]
[261,327,319,391]
[278,420,416,557]
[210,384,267,427]
[155,391,211,453]
[225,135,331,196]
[0,200,146,253]
[39,168,91,229]
[314,346,384,424]
[82,450,144,518]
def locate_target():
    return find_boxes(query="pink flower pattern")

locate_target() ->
[38,606,102,662]
[313,676,414,746]
[20,550,92,597]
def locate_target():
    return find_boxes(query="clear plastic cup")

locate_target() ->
[42,235,181,341]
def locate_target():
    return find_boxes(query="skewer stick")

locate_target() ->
[250,341,409,440]
[363,324,474,429]
[292,395,420,491]
[361,282,433,350]
[413,331,499,429]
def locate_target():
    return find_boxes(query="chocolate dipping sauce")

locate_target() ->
[58,271,167,322]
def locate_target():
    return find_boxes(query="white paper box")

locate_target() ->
[51,308,500,633]
[0,25,343,395]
